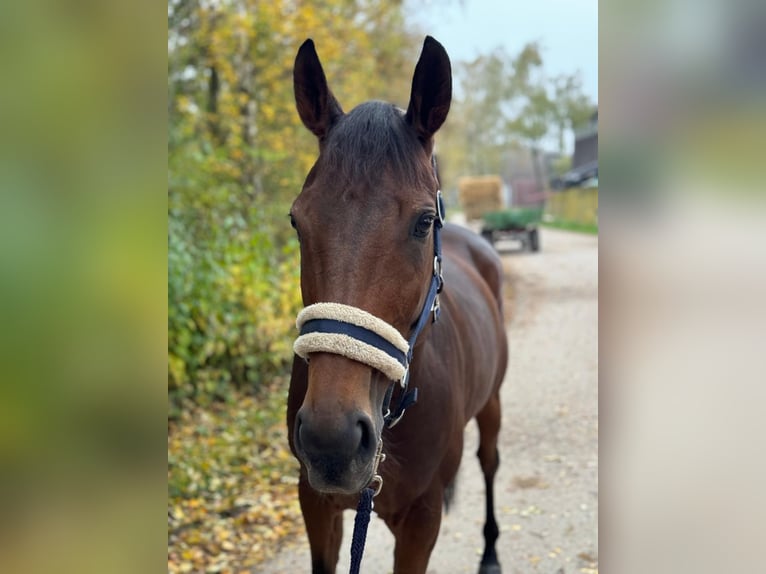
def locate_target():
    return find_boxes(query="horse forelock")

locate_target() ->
[320,101,435,194]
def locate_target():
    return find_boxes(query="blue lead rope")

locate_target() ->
[349,487,375,574]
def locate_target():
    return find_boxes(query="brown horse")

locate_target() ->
[286,36,508,574]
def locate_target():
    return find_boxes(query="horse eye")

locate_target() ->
[289,213,302,241]
[414,213,435,238]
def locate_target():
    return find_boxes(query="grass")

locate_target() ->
[541,219,598,235]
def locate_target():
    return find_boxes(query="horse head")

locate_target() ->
[289,37,451,494]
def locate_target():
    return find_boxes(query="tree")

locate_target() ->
[549,73,594,154]
[439,42,593,193]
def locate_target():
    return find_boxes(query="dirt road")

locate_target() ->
[258,228,598,573]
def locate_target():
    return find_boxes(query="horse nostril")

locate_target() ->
[357,415,374,456]
[294,409,307,453]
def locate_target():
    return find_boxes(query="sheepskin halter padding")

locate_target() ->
[294,303,410,382]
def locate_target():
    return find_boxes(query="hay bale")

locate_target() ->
[458,176,505,220]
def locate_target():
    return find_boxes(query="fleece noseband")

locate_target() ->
[295,303,410,382]
[293,189,445,427]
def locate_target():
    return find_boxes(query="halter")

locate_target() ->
[293,161,445,429]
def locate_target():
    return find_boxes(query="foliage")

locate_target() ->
[549,73,594,154]
[545,187,598,229]
[168,387,302,573]
[167,197,302,409]
[551,154,573,177]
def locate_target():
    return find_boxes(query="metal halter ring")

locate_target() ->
[368,474,383,497]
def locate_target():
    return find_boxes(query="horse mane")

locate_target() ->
[323,101,433,191]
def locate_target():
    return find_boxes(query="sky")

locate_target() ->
[410,0,598,105]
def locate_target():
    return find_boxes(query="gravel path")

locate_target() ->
[258,228,598,574]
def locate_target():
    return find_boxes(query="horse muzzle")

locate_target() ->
[293,407,379,494]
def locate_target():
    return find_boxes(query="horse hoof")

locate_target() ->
[478,563,501,574]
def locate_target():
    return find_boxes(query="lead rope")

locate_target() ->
[349,440,385,574]
[349,487,374,574]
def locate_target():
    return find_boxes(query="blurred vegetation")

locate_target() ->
[545,187,599,230]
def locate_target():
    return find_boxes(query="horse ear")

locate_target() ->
[293,39,343,140]
[405,36,452,151]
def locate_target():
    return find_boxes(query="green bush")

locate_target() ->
[168,208,301,410]
[168,134,303,413]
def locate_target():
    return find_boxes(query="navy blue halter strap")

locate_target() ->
[381,187,444,427]
[300,318,408,370]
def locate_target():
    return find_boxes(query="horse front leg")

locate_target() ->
[388,486,443,574]
[298,477,344,574]
[475,390,502,574]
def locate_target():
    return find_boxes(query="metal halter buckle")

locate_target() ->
[433,256,444,296]
[399,365,409,389]
[368,441,386,497]
[433,255,442,278]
